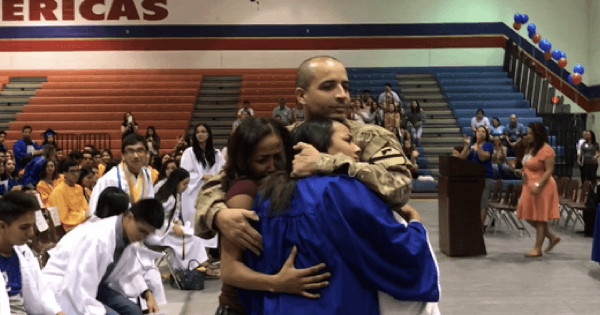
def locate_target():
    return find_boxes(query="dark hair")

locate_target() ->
[121,133,147,153]
[104,159,122,175]
[385,83,392,88]
[528,122,548,156]
[82,150,93,158]
[68,150,82,161]
[101,149,113,159]
[155,159,178,185]
[476,108,484,115]
[492,117,500,126]
[0,130,6,136]
[83,144,96,152]
[127,198,164,229]
[22,125,32,132]
[471,126,491,144]
[296,55,340,90]
[410,100,421,113]
[42,144,56,159]
[243,100,250,106]
[156,168,190,231]
[91,150,101,158]
[191,123,216,168]
[77,166,93,186]
[260,118,343,213]
[222,117,292,193]
[0,191,39,226]
[61,159,80,173]
[122,112,137,126]
[95,187,130,219]
[3,159,17,179]
[39,159,58,182]
[145,126,159,142]
[362,89,370,94]
[588,130,598,145]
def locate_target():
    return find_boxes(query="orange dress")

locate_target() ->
[516,144,559,222]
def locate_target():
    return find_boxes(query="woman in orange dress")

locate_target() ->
[516,122,561,258]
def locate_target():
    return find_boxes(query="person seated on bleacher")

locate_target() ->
[491,136,512,179]
[350,97,369,124]
[377,83,400,105]
[83,144,96,153]
[153,159,178,191]
[366,100,384,126]
[91,150,105,177]
[490,117,505,139]
[0,130,7,152]
[407,100,426,147]
[40,128,57,149]
[42,198,164,315]
[504,114,526,157]
[121,112,139,140]
[0,149,6,165]
[361,89,372,104]
[101,149,112,165]
[36,159,60,208]
[2,159,22,195]
[22,144,56,187]
[55,147,63,160]
[145,126,161,156]
[0,191,65,315]
[272,97,293,125]
[402,138,419,179]
[237,100,255,118]
[48,160,89,232]
[12,125,42,171]
[470,108,490,134]
[77,166,95,203]
[514,133,529,170]
[81,150,95,168]
[291,102,305,123]
[68,150,83,166]
[384,102,401,130]
[232,109,252,134]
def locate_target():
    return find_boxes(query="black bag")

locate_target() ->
[172,259,205,290]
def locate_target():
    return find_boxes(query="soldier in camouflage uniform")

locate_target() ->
[194,56,417,254]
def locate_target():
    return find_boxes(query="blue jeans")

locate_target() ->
[97,283,142,315]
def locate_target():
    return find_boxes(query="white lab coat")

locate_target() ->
[180,147,225,248]
[1,245,61,315]
[42,216,149,315]
[89,164,155,214]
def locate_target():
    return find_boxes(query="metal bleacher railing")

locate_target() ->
[56,133,111,152]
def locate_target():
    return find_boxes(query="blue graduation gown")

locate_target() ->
[240,175,440,315]
[22,156,45,187]
[12,139,41,170]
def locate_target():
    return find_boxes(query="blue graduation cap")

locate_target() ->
[42,129,57,137]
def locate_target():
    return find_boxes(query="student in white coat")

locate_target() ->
[0,191,64,315]
[180,124,225,247]
[42,199,164,315]
[147,168,210,268]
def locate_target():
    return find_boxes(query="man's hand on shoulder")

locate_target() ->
[215,208,263,255]
[291,142,321,178]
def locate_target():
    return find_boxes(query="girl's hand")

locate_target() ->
[273,246,330,298]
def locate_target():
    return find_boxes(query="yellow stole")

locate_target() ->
[121,162,146,203]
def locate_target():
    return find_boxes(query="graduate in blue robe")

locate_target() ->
[240,174,440,315]
[21,155,45,187]
[12,130,41,171]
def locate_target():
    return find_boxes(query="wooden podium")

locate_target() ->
[438,156,487,257]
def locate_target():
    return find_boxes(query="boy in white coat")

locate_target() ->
[0,191,64,315]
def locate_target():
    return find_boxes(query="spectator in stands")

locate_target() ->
[577,130,588,180]
[41,128,57,149]
[232,109,252,134]
[238,100,255,118]
[3,159,21,194]
[490,117,505,139]
[91,150,105,177]
[407,100,426,147]
[48,160,89,232]
[22,144,56,187]
[350,97,368,124]
[90,164,99,188]
[145,151,159,184]
[103,158,122,176]
[101,148,112,165]
[68,150,83,165]
[0,130,6,152]
[505,114,525,157]
[361,89,372,103]
[491,136,511,179]
[292,102,305,123]
[514,133,530,170]
[42,198,163,315]
[0,160,5,196]
[13,125,42,171]
[36,159,60,207]
[0,150,5,164]
[121,112,139,139]
[145,126,161,156]
[83,144,96,153]
[181,123,225,244]
[384,102,400,130]
[367,100,384,126]
[459,126,493,227]
[0,191,65,315]
[77,166,94,202]
[55,147,63,160]
[378,83,400,105]
[515,122,561,257]
[470,108,490,134]
[402,138,419,179]
[579,130,600,186]
[81,150,94,167]
[272,97,292,125]
[154,159,178,191]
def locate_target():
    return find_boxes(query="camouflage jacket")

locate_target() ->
[194,119,414,239]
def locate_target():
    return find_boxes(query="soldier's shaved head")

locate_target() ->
[296,56,341,90]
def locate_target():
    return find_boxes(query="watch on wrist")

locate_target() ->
[534,182,540,188]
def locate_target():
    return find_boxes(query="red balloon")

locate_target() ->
[544,50,553,60]
[558,58,568,68]
[513,22,522,30]
[551,97,559,104]
[532,33,541,44]
[572,73,582,85]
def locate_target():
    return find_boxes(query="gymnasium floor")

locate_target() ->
[160,200,600,315]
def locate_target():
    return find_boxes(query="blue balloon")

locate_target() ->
[568,74,574,85]
[574,64,584,74]
[514,13,523,23]
[528,30,535,38]
[527,23,537,34]
[561,51,567,59]
[522,14,529,24]
[539,39,552,53]
[552,50,562,60]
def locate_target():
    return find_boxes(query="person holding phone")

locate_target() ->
[121,112,139,140]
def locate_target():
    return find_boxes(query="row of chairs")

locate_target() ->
[556,178,593,231]
[486,180,528,237]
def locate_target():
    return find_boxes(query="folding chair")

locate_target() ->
[145,245,182,290]
[487,183,514,234]
[559,179,580,225]
[564,181,592,231]
[486,179,503,228]
[551,177,570,226]
[501,184,530,237]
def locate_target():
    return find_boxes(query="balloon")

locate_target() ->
[539,39,552,53]
[572,73,582,85]
[514,13,523,23]
[527,23,537,34]
[552,50,562,60]
[568,74,574,85]
[544,51,553,60]
[551,96,559,104]
[513,22,522,30]
[561,51,567,59]
[532,33,541,43]
[574,64,584,74]
[521,14,529,23]
[558,58,568,68]
[528,31,535,38]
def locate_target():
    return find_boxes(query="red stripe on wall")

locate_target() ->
[0,36,507,52]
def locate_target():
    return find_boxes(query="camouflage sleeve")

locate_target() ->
[194,170,227,239]
[313,122,414,210]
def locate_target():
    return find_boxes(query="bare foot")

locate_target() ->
[525,249,542,258]
[544,237,561,253]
